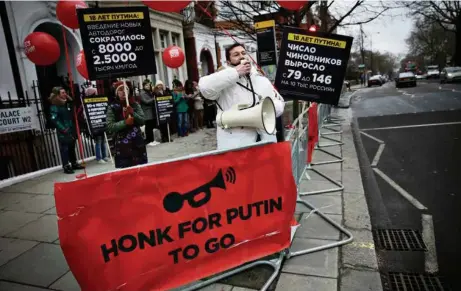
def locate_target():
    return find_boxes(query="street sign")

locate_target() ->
[274,27,353,105]
[77,6,156,80]
[358,64,365,69]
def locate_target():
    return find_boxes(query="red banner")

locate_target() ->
[54,142,297,291]
[307,103,319,163]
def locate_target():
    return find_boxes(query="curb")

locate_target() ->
[335,109,383,291]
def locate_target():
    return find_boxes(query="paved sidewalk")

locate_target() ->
[0,109,381,291]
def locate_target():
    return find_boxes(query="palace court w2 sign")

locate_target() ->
[0,107,35,134]
[275,27,353,105]
[77,6,156,80]
[54,142,297,291]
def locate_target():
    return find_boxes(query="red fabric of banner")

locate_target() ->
[307,103,319,164]
[54,142,297,291]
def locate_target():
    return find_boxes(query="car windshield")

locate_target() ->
[446,67,461,72]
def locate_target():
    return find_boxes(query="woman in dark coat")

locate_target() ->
[106,81,147,169]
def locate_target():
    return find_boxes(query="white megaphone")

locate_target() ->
[216,97,277,134]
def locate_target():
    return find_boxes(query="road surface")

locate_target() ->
[351,79,461,290]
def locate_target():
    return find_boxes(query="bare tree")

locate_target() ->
[405,18,455,66]
[400,1,461,65]
[214,0,393,38]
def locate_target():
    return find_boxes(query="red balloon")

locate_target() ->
[277,0,308,11]
[24,32,60,66]
[142,1,191,13]
[56,0,87,29]
[162,45,185,69]
[76,50,89,79]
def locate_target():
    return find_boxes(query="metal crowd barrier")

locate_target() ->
[179,101,353,291]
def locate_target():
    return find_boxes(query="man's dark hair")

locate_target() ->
[225,42,245,61]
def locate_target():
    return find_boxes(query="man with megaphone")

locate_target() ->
[198,43,285,150]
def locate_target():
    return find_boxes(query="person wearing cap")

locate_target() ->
[106,81,147,168]
[153,80,173,142]
[198,42,285,150]
[139,79,158,146]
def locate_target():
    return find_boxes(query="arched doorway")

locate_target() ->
[32,22,81,128]
[199,48,214,77]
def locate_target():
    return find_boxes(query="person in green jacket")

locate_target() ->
[172,80,189,137]
[49,87,85,174]
[106,81,147,169]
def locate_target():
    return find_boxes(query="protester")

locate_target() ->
[84,87,109,164]
[185,80,197,133]
[192,81,204,129]
[106,81,147,169]
[49,87,85,174]
[152,80,173,142]
[172,80,189,137]
[139,79,159,146]
[198,42,285,150]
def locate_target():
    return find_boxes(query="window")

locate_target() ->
[172,34,179,46]
[160,32,167,49]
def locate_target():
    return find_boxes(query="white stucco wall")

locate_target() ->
[193,23,217,77]
[0,14,16,99]
[3,1,83,101]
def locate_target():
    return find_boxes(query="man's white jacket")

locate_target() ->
[199,65,285,150]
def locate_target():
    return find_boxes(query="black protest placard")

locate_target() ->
[82,95,109,136]
[155,95,174,125]
[274,27,353,105]
[77,6,156,80]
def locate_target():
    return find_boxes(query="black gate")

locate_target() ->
[0,81,96,181]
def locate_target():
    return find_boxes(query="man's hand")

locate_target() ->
[125,116,134,125]
[235,62,251,77]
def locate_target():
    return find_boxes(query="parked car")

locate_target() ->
[396,71,417,88]
[426,65,440,79]
[440,67,461,83]
[368,75,382,87]
[416,74,426,80]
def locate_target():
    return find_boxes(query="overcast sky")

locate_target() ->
[332,3,412,57]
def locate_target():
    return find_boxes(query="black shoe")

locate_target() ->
[72,163,85,170]
[64,165,74,174]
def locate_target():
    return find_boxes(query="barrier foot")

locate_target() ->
[311,148,343,165]
[181,252,286,291]
[300,166,344,196]
[287,199,353,258]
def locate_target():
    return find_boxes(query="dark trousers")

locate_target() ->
[159,122,170,142]
[204,105,215,128]
[59,139,77,167]
[145,119,156,144]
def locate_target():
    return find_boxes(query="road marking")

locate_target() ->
[373,168,427,210]
[360,131,384,143]
[371,143,385,167]
[422,214,439,273]
[361,121,461,131]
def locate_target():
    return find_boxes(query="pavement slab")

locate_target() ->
[0,238,39,267]
[0,243,68,287]
[49,271,80,291]
[6,215,58,243]
[295,213,342,241]
[0,281,50,291]
[297,195,342,215]
[2,193,55,213]
[276,273,337,291]
[0,211,43,236]
[282,238,339,278]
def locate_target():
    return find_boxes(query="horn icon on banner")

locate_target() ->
[163,168,236,213]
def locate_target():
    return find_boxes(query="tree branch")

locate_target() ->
[327,0,363,33]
